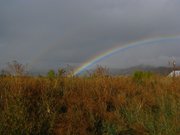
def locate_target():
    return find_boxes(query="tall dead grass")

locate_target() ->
[0,74,179,135]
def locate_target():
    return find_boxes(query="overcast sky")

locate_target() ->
[1,0,180,72]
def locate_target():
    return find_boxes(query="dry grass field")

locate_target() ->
[0,72,179,135]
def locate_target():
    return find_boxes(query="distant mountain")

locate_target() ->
[109,65,176,76]
[28,65,179,76]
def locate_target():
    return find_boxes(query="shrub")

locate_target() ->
[133,71,153,83]
[47,69,56,78]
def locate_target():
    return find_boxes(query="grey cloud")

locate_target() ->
[0,0,180,71]
[99,41,180,69]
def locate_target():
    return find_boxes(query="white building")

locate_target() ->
[168,70,180,77]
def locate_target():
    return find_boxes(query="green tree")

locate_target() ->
[47,69,56,78]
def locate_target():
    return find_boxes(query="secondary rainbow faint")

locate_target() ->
[73,35,180,76]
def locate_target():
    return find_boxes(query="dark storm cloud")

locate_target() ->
[1,0,180,70]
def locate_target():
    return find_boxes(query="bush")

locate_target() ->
[133,71,153,83]
[47,69,56,78]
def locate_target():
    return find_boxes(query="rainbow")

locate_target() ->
[73,35,180,75]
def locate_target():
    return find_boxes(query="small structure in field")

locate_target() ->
[168,70,180,77]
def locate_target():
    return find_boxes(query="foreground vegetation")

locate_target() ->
[0,72,180,135]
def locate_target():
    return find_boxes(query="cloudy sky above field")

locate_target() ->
[1,0,180,71]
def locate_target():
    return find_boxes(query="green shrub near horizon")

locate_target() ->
[133,71,153,83]
[47,69,56,78]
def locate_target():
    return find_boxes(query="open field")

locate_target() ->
[0,74,180,135]
[2,1,180,135]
